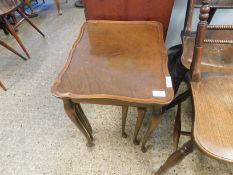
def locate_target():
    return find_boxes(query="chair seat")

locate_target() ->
[182,30,233,73]
[51,20,174,106]
[191,75,233,162]
[0,0,20,16]
[195,0,233,8]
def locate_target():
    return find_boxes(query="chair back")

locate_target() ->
[190,0,233,81]
[184,0,233,34]
[84,0,175,37]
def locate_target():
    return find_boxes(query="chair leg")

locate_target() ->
[141,110,161,153]
[0,40,27,60]
[133,107,146,145]
[173,102,181,151]
[53,0,62,15]
[153,140,194,175]
[16,9,45,37]
[3,17,31,58]
[122,106,128,138]
[0,81,7,91]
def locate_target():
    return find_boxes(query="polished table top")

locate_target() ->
[51,20,174,106]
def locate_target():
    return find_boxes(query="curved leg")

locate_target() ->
[63,99,94,146]
[173,102,181,151]
[0,81,7,91]
[3,17,30,58]
[141,110,161,153]
[133,107,146,145]
[76,104,93,135]
[54,0,62,15]
[153,140,194,175]
[16,9,45,37]
[0,39,27,60]
[122,106,128,138]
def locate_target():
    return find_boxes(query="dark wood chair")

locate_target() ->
[51,0,175,152]
[0,0,45,59]
[164,0,233,116]
[154,1,233,174]
[182,0,233,72]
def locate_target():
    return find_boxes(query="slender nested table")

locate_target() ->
[51,21,174,150]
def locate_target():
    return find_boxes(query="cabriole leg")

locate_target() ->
[122,106,128,138]
[75,103,93,136]
[141,109,161,152]
[63,99,94,146]
[133,107,146,145]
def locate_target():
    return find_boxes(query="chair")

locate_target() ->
[182,0,233,72]
[164,0,233,119]
[0,0,45,59]
[154,1,233,174]
[51,0,175,152]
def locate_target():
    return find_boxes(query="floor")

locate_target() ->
[0,1,233,175]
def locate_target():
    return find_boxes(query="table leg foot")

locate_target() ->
[122,132,128,138]
[141,146,147,153]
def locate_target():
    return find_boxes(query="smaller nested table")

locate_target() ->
[51,21,174,151]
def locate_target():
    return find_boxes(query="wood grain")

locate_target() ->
[191,75,233,162]
[51,20,174,107]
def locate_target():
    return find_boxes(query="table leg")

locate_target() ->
[63,99,94,146]
[122,106,128,138]
[75,103,93,136]
[141,109,161,152]
[133,107,146,145]
[153,140,194,175]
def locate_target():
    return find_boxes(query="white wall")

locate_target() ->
[166,0,233,48]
